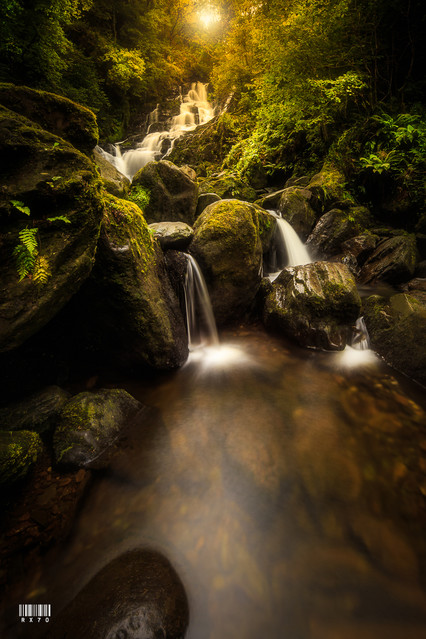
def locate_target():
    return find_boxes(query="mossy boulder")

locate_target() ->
[92,146,130,197]
[264,261,361,350]
[308,163,349,210]
[306,207,372,259]
[45,549,189,639]
[0,430,43,485]
[189,200,275,325]
[0,83,98,155]
[360,234,418,285]
[132,160,198,224]
[0,106,104,353]
[81,194,188,369]
[53,389,141,468]
[149,221,194,250]
[0,386,70,435]
[363,294,426,385]
[198,172,257,203]
[278,187,317,240]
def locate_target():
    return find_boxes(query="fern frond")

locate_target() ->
[13,244,37,281]
[18,228,38,254]
[47,216,71,224]
[33,256,51,286]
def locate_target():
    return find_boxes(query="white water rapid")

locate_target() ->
[265,211,312,281]
[98,82,214,181]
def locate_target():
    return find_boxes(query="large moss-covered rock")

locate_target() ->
[307,163,349,210]
[360,234,418,285]
[0,106,104,352]
[198,172,257,203]
[83,194,188,369]
[132,160,198,224]
[264,262,361,350]
[363,294,426,385]
[0,84,98,155]
[45,549,189,639]
[306,207,372,259]
[92,146,130,197]
[278,187,317,240]
[190,200,275,325]
[0,430,43,485]
[54,389,141,468]
[0,386,70,434]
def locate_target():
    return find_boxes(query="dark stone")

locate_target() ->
[196,192,221,217]
[284,175,310,188]
[149,221,194,250]
[92,147,130,197]
[341,234,379,266]
[360,235,418,285]
[0,106,104,353]
[132,160,198,225]
[164,250,189,300]
[401,278,426,304]
[363,293,426,385]
[415,260,426,278]
[0,430,43,485]
[0,386,70,434]
[306,207,372,259]
[255,189,286,211]
[278,187,317,240]
[263,261,361,350]
[53,389,141,468]
[0,83,98,155]
[45,549,189,639]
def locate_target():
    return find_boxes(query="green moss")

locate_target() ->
[0,430,43,485]
[127,185,150,211]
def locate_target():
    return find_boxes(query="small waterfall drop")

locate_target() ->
[99,82,214,181]
[265,211,312,281]
[336,316,376,368]
[351,316,371,351]
[184,254,219,350]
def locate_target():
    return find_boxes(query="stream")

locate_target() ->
[2,325,426,639]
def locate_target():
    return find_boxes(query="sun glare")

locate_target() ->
[198,7,220,28]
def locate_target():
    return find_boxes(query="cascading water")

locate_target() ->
[98,82,214,181]
[351,316,371,350]
[183,254,219,350]
[337,315,376,367]
[265,211,312,281]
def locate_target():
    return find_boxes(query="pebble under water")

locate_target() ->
[3,326,426,639]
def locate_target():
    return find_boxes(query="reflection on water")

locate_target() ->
[4,326,426,639]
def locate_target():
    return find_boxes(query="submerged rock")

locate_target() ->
[363,293,426,385]
[54,389,141,468]
[190,199,275,325]
[45,549,189,639]
[264,261,361,350]
[0,106,104,353]
[306,207,372,259]
[198,172,257,203]
[278,186,317,240]
[0,430,43,485]
[149,221,194,250]
[82,194,188,369]
[0,386,70,434]
[132,159,198,224]
[92,146,130,197]
[360,234,418,285]
[0,83,98,155]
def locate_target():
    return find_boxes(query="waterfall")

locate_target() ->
[100,82,214,181]
[351,316,371,350]
[183,254,219,350]
[265,211,312,281]
[336,316,376,368]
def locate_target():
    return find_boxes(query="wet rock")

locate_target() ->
[92,146,130,197]
[179,164,197,181]
[285,175,311,188]
[307,163,348,210]
[255,188,287,211]
[0,430,43,485]
[149,221,194,250]
[0,106,104,353]
[132,160,199,224]
[190,200,274,325]
[45,549,189,639]
[196,192,221,217]
[360,235,418,285]
[363,293,426,385]
[81,194,188,369]
[0,83,98,155]
[278,187,317,240]
[415,260,426,278]
[264,261,361,350]
[401,278,426,304]
[164,250,188,299]
[198,172,257,202]
[341,233,379,266]
[0,386,70,434]
[306,207,372,259]
[54,389,141,468]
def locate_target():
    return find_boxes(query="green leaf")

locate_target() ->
[10,200,30,216]
[47,215,71,224]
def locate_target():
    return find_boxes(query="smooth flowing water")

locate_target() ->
[184,255,219,350]
[265,211,312,281]
[2,326,426,639]
[98,82,214,180]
